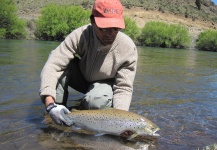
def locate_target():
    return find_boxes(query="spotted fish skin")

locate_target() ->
[66,109,160,138]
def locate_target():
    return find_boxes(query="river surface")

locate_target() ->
[0,39,217,150]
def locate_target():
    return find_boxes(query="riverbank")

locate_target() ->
[123,7,217,49]
[19,6,217,49]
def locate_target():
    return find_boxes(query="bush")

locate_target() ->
[139,21,190,49]
[0,0,26,39]
[196,30,217,51]
[122,17,140,42]
[0,29,6,39]
[36,4,90,41]
[195,0,201,10]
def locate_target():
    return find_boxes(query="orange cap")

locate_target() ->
[92,0,125,29]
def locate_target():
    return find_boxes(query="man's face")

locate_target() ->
[92,22,121,46]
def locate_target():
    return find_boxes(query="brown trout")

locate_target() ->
[66,108,160,139]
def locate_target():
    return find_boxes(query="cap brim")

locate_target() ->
[95,17,125,29]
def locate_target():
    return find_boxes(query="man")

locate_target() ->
[39,0,138,126]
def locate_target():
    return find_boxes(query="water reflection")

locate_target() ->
[0,40,217,150]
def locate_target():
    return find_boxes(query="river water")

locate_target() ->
[0,39,217,150]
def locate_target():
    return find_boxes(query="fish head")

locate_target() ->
[137,118,160,137]
[143,125,160,137]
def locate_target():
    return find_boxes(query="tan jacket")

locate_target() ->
[40,24,138,110]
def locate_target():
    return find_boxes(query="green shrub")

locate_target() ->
[0,29,6,39]
[36,4,90,41]
[122,17,140,42]
[195,0,201,10]
[196,30,217,51]
[0,0,26,39]
[139,21,190,49]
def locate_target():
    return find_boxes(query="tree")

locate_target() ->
[195,0,201,10]
[140,21,190,48]
[122,17,140,42]
[36,4,90,41]
[196,30,217,51]
[0,0,26,39]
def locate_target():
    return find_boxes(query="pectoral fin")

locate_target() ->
[94,133,105,136]
[127,133,138,140]
[72,126,82,130]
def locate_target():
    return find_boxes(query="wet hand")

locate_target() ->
[46,103,73,126]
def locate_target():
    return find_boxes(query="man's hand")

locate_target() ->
[46,103,73,126]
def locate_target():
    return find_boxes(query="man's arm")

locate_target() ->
[45,96,55,107]
[113,46,138,111]
[39,25,88,102]
[40,31,81,126]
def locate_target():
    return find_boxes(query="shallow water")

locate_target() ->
[0,39,217,150]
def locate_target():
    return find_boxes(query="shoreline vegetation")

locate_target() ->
[1,0,217,51]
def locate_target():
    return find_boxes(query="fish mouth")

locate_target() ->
[152,133,160,137]
[152,127,160,136]
[144,127,160,137]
